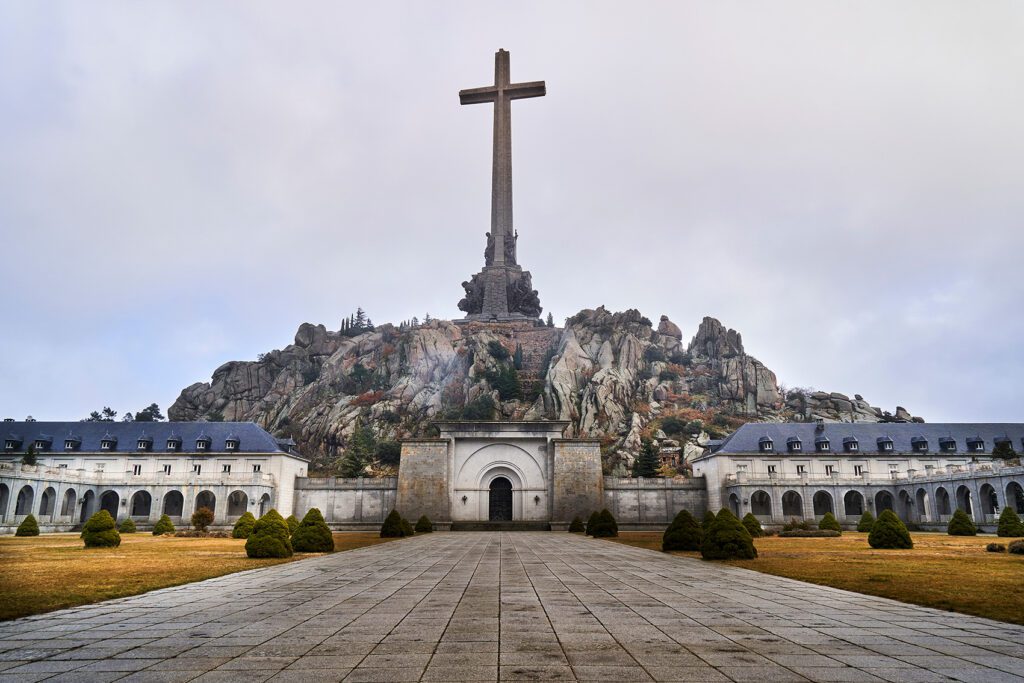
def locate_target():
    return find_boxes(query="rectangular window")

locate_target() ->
[58,463,68,469]
[883,442,893,450]
[854,465,864,476]
[163,464,171,475]
[193,464,202,474]
[95,463,105,471]
[825,465,835,476]
[252,464,262,473]
[132,464,142,475]
[222,464,231,473]
[796,465,806,475]
[767,465,776,474]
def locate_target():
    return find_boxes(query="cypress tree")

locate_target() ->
[568,515,585,533]
[663,509,702,551]
[868,510,913,549]
[232,511,256,538]
[414,515,433,533]
[82,510,121,548]
[997,506,1024,537]
[632,439,660,478]
[586,510,600,536]
[380,509,404,538]
[741,513,764,538]
[245,509,293,558]
[292,508,335,552]
[153,514,175,535]
[701,508,757,560]
[856,509,875,532]
[590,509,618,538]
[118,517,137,533]
[15,514,39,537]
[400,517,415,536]
[818,512,842,533]
[947,509,977,536]
[286,514,300,535]
[702,510,717,532]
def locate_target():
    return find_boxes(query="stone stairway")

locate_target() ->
[449,521,552,532]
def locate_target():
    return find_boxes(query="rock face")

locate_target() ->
[170,308,917,472]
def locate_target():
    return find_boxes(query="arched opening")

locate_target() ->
[750,490,771,517]
[61,489,77,517]
[80,490,96,523]
[259,493,271,517]
[99,491,119,518]
[915,488,929,522]
[227,491,248,517]
[979,484,998,517]
[0,483,8,521]
[195,490,216,515]
[782,490,803,518]
[163,490,184,517]
[955,485,973,516]
[728,493,741,517]
[812,491,833,517]
[15,485,34,516]
[488,477,513,521]
[130,491,152,517]
[39,487,56,518]
[875,491,894,514]
[844,491,864,517]
[935,487,951,516]
[898,490,915,522]
[1007,482,1024,514]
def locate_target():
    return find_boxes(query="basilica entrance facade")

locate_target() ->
[488,477,513,521]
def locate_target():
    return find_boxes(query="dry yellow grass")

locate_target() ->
[607,531,1024,625]
[0,532,398,621]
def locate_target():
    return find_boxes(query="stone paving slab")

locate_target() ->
[1,532,1023,682]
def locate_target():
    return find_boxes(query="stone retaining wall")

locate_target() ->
[294,477,397,530]
[603,476,708,529]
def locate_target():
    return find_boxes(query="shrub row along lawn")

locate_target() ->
[0,532,397,621]
[607,531,1024,626]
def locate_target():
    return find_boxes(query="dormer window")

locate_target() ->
[758,437,773,453]
[100,435,117,451]
[877,437,894,452]
[137,436,153,452]
[64,436,81,451]
[4,436,22,452]
[786,437,802,453]
[166,436,182,452]
[939,437,957,453]
[815,437,830,453]
[196,435,211,452]
[842,437,859,453]
[33,436,52,451]
[911,436,928,453]
[966,437,985,453]
[225,436,239,452]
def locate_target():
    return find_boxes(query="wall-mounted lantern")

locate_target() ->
[461,495,468,504]
[534,495,540,505]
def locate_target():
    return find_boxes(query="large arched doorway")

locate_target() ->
[844,491,864,517]
[39,487,56,519]
[15,485,34,516]
[728,493,741,517]
[782,491,803,518]
[259,493,271,517]
[915,489,929,522]
[955,485,973,516]
[130,491,152,518]
[163,490,184,517]
[750,491,771,518]
[99,491,119,518]
[488,477,513,521]
[195,490,216,515]
[227,491,248,517]
[61,489,77,517]
[875,491,895,514]
[979,484,998,519]
[0,483,8,521]
[1007,482,1024,514]
[812,491,833,517]
[898,490,915,523]
[80,490,96,523]
[935,487,951,517]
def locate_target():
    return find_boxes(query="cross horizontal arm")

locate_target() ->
[506,81,546,100]
[459,86,498,105]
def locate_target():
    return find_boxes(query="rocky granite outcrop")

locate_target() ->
[170,309,917,472]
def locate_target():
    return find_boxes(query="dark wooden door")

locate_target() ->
[489,477,513,521]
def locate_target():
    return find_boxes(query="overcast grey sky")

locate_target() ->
[1,2,1022,423]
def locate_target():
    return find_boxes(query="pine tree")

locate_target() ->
[232,511,256,538]
[22,443,37,466]
[586,510,601,536]
[291,508,335,552]
[339,420,376,477]
[245,509,293,558]
[424,313,432,323]
[997,506,1024,537]
[703,510,717,532]
[663,509,702,551]
[355,307,367,328]
[868,509,913,549]
[818,512,842,533]
[286,514,300,535]
[380,509,404,537]
[118,517,136,533]
[947,509,977,536]
[15,514,39,537]
[82,510,121,548]
[153,514,175,535]
[632,439,660,478]
[411,316,420,327]
[513,344,523,370]
[856,509,875,532]
[741,513,764,538]
[546,312,554,327]
[701,508,757,560]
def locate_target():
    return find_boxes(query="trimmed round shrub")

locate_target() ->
[996,506,1024,537]
[947,509,977,536]
[701,508,757,560]
[818,512,842,533]
[82,510,121,548]
[118,517,137,534]
[232,511,256,539]
[741,513,764,538]
[986,543,1006,553]
[663,509,702,551]
[380,509,405,538]
[783,518,812,532]
[586,510,601,536]
[15,514,39,537]
[1008,540,1024,555]
[245,509,293,558]
[589,509,618,538]
[868,509,913,549]
[286,514,300,535]
[568,516,585,533]
[152,514,175,535]
[856,510,875,533]
[191,506,214,532]
[400,517,415,537]
[414,515,433,533]
[292,508,335,553]
[702,510,716,532]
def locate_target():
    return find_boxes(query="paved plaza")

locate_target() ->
[1,533,1023,682]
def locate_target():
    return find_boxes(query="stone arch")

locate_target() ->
[0,483,7,521]
[458,443,545,488]
[15,485,34,516]
[979,484,998,516]
[61,489,77,517]
[478,463,526,522]
[80,490,96,523]
[227,490,248,517]
[875,491,894,514]
[844,490,864,517]
[812,491,834,516]
[728,493,741,517]
[259,493,271,517]
[1007,481,1024,514]
[489,477,513,521]
[39,487,56,518]
[935,486,951,516]
[195,490,216,515]
[782,490,803,518]
[898,490,915,522]
[163,490,184,517]
[99,491,119,518]
[130,491,152,517]
[915,488,929,522]
[955,485,973,515]
[750,490,772,517]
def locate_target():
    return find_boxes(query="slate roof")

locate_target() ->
[1,421,293,455]
[710,422,1024,457]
